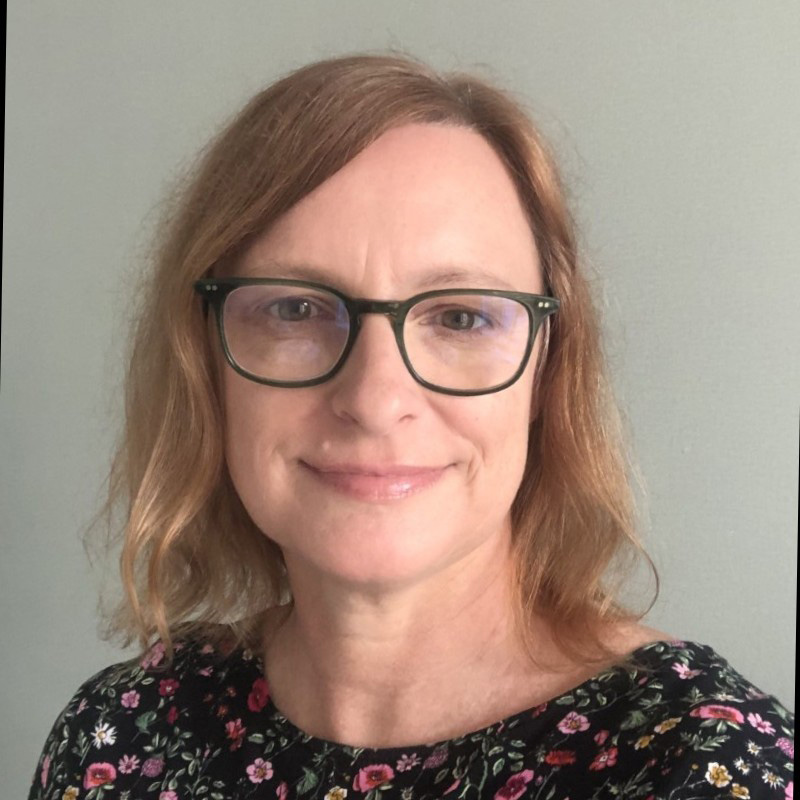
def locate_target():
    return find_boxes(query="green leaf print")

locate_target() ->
[297,766,319,794]
[555,695,574,706]
[620,709,648,730]
[135,710,158,733]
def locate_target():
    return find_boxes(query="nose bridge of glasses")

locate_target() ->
[345,299,407,370]
[351,299,403,321]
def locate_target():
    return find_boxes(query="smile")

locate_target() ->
[300,461,451,502]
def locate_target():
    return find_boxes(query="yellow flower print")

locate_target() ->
[325,788,348,800]
[62,789,79,800]
[634,735,653,749]
[731,784,750,798]
[705,762,732,788]
[654,717,681,733]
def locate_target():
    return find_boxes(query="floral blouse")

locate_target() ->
[30,638,794,800]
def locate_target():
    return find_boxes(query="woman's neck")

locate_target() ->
[261,536,582,748]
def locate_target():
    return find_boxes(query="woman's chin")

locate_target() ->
[282,533,465,593]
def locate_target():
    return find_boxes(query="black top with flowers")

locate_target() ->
[30,638,793,800]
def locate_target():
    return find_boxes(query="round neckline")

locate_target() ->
[247,638,691,756]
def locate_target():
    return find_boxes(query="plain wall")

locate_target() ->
[3,2,797,796]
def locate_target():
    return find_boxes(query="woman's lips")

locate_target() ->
[300,462,450,501]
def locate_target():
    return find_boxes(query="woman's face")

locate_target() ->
[223,122,544,591]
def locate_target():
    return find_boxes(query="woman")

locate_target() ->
[30,54,792,799]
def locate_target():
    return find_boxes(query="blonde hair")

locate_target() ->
[98,52,656,665]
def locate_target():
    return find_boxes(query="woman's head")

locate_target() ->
[106,52,653,660]
[222,122,546,593]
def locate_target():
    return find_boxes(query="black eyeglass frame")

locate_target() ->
[195,278,560,397]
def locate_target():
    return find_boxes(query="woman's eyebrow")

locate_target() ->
[247,260,518,292]
[414,267,516,291]
[245,260,332,284]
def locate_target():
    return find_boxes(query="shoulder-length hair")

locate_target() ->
[99,52,656,665]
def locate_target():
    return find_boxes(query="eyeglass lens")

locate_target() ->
[222,284,531,391]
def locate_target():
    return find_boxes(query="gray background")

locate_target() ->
[3,1,797,795]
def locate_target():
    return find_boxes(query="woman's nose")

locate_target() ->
[327,314,424,432]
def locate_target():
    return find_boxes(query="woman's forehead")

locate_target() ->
[238,124,542,294]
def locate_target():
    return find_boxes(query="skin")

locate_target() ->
[222,122,665,747]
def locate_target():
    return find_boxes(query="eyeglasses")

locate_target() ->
[195,278,560,396]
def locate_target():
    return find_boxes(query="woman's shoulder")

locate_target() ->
[580,635,795,797]
[492,626,793,798]
[601,623,788,712]
[595,625,793,734]
[55,633,256,709]
[29,632,263,799]
[620,635,790,713]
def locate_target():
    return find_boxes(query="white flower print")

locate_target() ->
[734,757,751,775]
[91,722,117,748]
[762,769,783,788]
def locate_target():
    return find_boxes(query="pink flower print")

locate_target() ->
[167,706,179,725]
[785,781,792,800]
[121,690,140,709]
[671,662,702,680]
[594,729,610,745]
[118,754,140,774]
[396,753,421,772]
[494,769,534,800]
[444,779,461,794]
[141,757,165,777]
[140,641,165,669]
[422,747,448,769]
[77,698,89,714]
[747,712,775,735]
[40,755,51,787]
[589,747,618,771]
[776,738,794,758]
[690,705,745,724]
[557,712,590,734]
[531,703,548,718]
[247,758,274,784]
[201,643,214,654]
[84,762,117,789]
[159,678,180,697]
[226,718,246,751]
[160,792,178,800]
[247,677,270,712]
[277,782,288,800]
[198,666,214,677]
[353,764,395,791]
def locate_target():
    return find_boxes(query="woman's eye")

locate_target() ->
[439,308,490,331]
[268,297,318,321]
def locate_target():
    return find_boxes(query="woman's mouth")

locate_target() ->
[300,461,451,501]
